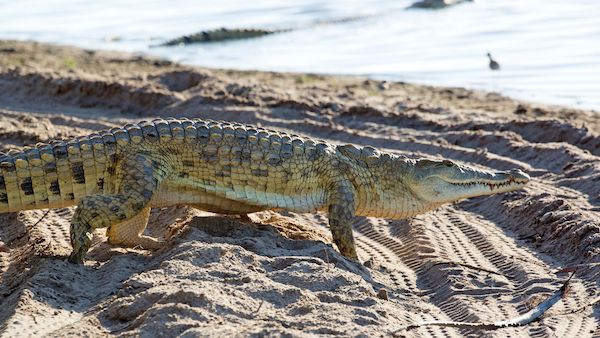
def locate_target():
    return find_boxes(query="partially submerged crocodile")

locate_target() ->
[159,28,289,47]
[0,118,529,263]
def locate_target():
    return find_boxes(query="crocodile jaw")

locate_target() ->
[440,169,530,199]
[410,161,530,204]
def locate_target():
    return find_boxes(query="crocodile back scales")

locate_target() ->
[0,118,339,214]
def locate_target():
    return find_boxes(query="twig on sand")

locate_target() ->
[31,209,51,228]
[253,300,264,315]
[429,260,503,277]
[392,271,576,334]
[323,247,330,265]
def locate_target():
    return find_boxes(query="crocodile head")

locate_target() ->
[407,159,530,204]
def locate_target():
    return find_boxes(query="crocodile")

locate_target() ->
[0,118,530,264]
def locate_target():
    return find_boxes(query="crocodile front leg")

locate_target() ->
[68,152,170,264]
[328,181,358,260]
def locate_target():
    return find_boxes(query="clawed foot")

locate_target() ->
[136,235,165,250]
[68,227,92,264]
[342,252,361,264]
[337,245,360,261]
[67,249,86,264]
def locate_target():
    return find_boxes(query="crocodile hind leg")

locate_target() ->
[328,181,358,260]
[68,153,170,264]
[105,206,163,249]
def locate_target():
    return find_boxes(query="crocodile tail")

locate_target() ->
[0,129,123,213]
[0,118,200,213]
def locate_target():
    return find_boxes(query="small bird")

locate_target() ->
[487,52,500,70]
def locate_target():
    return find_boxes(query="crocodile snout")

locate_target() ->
[507,169,530,182]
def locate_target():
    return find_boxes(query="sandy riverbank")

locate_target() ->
[0,40,598,337]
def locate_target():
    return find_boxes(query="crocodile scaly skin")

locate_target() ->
[0,118,527,264]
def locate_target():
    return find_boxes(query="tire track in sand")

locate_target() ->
[288,212,458,337]
[285,203,596,338]
[441,207,595,337]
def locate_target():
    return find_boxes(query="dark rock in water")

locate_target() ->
[407,0,473,9]
[160,27,289,46]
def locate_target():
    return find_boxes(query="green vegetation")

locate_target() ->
[294,74,319,85]
[63,56,77,69]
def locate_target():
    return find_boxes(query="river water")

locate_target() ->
[1,0,599,110]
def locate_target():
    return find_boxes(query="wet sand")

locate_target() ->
[0,40,598,337]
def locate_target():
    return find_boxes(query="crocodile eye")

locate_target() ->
[443,160,454,167]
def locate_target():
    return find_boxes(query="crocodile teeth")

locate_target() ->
[451,178,525,190]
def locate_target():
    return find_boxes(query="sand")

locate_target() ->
[0,40,598,337]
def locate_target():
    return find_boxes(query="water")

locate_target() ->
[1,0,599,110]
